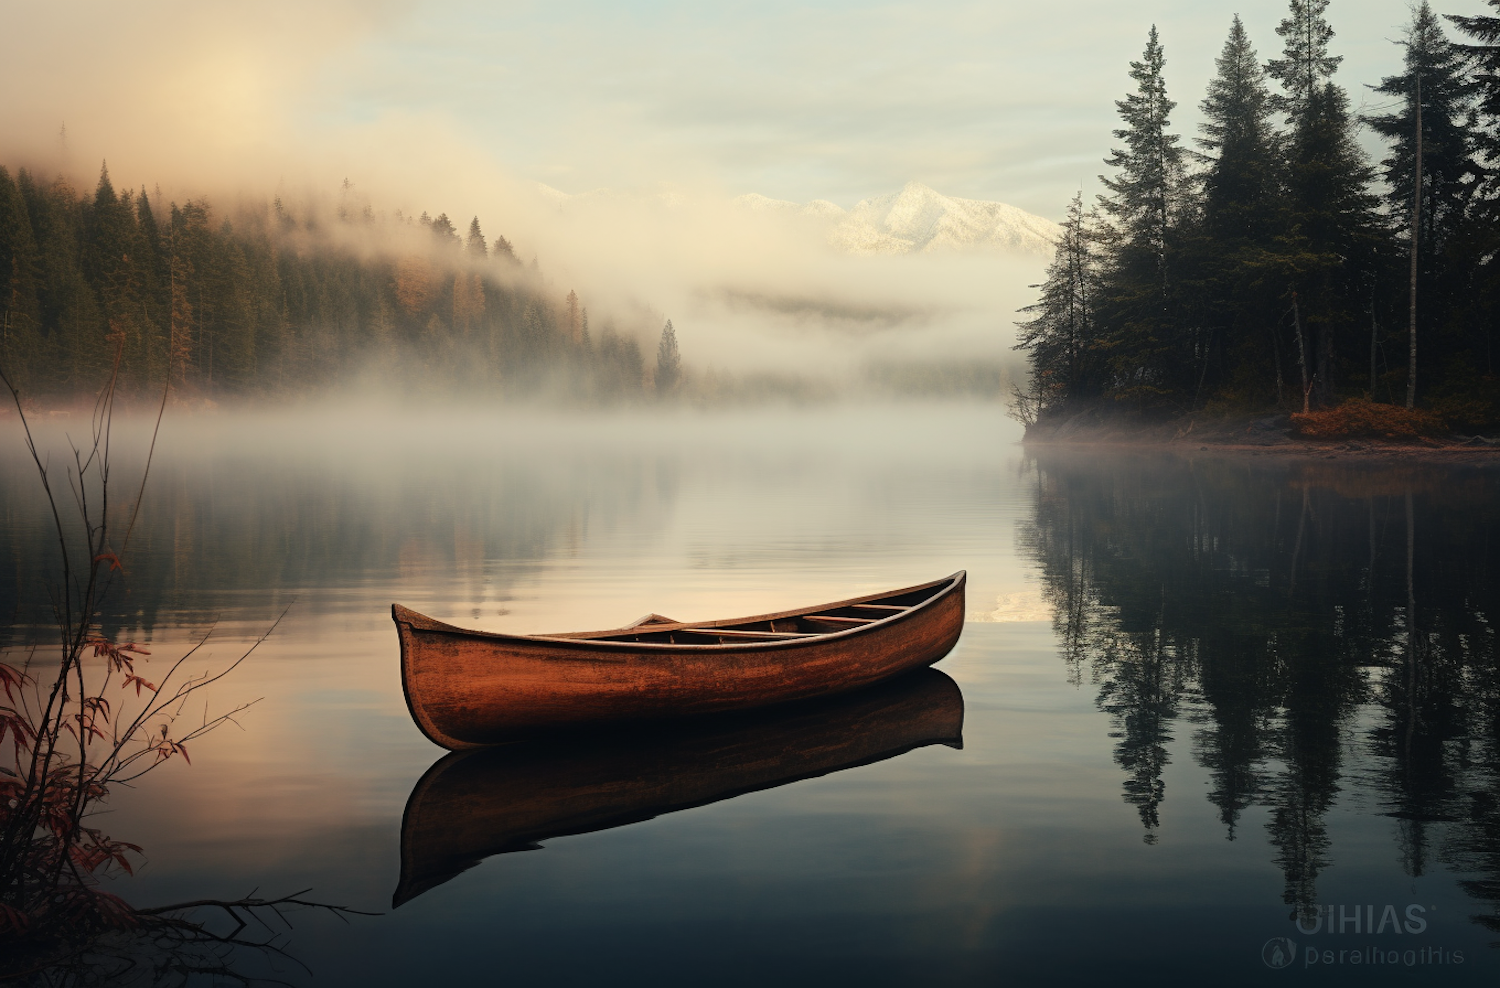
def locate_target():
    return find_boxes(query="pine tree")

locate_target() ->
[655,319,680,397]
[1448,1,1500,147]
[30,174,106,389]
[1444,0,1500,410]
[1266,0,1342,122]
[134,189,168,388]
[0,166,43,388]
[1366,3,1474,250]
[1014,192,1100,417]
[1099,25,1185,299]
[1184,16,1287,405]
[1265,0,1383,408]
[1364,3,1477,407]
[428,213,460,249]
[465,217,488,260]
[1199,16,1281,242]
[1095,25,1190,406]
[86,163,151,384]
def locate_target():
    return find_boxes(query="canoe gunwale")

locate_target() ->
[392,571,964,654]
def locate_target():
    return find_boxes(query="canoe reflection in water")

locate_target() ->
[394,668,965,906]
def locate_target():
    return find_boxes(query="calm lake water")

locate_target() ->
[2,403,1497,986]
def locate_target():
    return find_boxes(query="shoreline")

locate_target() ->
[1022,413,1500,464]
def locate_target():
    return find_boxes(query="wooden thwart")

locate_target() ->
[682,628,815,640]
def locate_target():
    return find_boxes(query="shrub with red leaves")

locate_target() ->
[1289,398,1449,440]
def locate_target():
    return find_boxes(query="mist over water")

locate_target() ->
[1,402,1025,642]
[3,403,1498,985]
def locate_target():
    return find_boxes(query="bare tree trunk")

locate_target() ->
[1291,294,1310,414]
[1407,75,1422,410]
[1272,322,1285,404]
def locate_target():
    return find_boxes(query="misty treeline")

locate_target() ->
[1016,0,1500,431]
[0,164,685,402]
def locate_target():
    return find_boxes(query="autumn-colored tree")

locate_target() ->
[453,272,485,334]
[395,256,436,317]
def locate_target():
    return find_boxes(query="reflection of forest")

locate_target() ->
[0,442,678,642]
[1021,451,1500,933]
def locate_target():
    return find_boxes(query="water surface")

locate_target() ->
[2,405,1496,985]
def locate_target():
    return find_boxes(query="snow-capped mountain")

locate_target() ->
[735,182,1059,256]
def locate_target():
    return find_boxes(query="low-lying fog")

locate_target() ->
[0,402,1028,647]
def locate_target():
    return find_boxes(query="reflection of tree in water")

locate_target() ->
[1092,625,1187,840]
[1020,452,1500,933]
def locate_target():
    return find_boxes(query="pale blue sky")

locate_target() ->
[298,0,1489,215]
[3,0,1490,219]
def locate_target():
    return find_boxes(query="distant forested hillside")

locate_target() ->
[1015,1,1500,433]
[0,165,662,402]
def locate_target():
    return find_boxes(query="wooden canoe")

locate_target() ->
[392,571,965,749]
[394,667,964,906]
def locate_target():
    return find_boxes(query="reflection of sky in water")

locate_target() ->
[1,405,1496,985]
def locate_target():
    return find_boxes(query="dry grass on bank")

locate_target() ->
[1289,398,1448,440]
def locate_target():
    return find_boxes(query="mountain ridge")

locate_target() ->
[735,181,1059,256]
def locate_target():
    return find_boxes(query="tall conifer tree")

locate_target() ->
[1199,17,1280,241]
[0,166,43,386]
[1448,1,1500,150]
[1015,192,1100,416]
[1096,26,1189,406]
[1265,0,1382,407]
[465,217,488,260]
[1185,16,1285,403]
[1445,1,1500,406]
[1365,3,1476,405]
[1266,0,1341,121]
[1099,26,1184,299]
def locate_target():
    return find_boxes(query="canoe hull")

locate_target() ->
[394,572,965,749]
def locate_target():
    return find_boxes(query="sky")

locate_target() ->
[3,0,1491,219]
[1,0,1491,375]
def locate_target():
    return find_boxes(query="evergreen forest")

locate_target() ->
[1016,0,1500,433]
[0,167,669,403]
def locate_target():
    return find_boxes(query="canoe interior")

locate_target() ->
[545,575,955,646]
